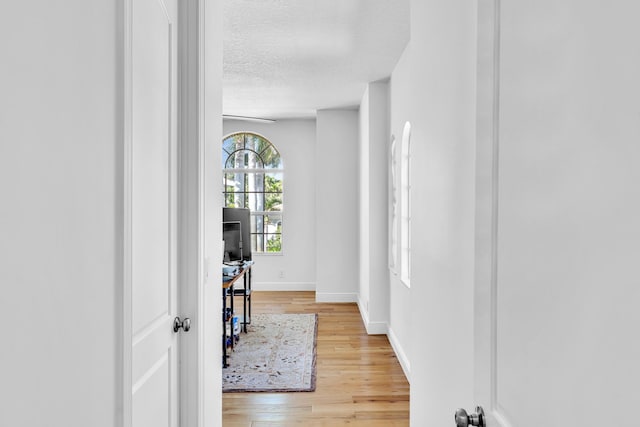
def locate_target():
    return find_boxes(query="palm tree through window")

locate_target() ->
[222,132,283,254]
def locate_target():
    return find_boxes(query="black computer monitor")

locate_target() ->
[223,207,252,261]
[222,221,243,262]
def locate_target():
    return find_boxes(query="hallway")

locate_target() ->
[222,291,409,426]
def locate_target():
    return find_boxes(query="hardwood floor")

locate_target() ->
[222,291,410,426]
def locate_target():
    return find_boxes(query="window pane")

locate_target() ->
[251,214,282,234]
[250,214,264,235]
[251,234,265,253]
[264,173,283,211]
[225,193,235,207]
[223,135,241,155]
[244,150,264,168]
[265,173,282,187]
[224,172,244,208]
[225,207,284,251]
[246,191,264,212]
[265,214,282,234]
[223,173,237,207]
[266,233,282,252]
[265,193,282,212]
[260,145,283,169]
[226,151,243,168]
[244,134,260,152]
[224,173,241,191]
[246,172,264,193]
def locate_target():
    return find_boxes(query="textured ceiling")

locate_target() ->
[223,0,410,119]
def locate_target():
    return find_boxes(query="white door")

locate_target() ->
[128,0,180,426]
[475,1,640,426]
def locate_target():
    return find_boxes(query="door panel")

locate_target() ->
[476,1,640,426]
[132,352,171,427]
[130,0,178,426]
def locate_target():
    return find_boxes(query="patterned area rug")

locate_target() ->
[222,313,318,393]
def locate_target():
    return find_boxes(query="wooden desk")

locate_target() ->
[222,264,252,368]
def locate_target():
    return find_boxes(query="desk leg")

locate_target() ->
[222,286,228,368]
[242,272,248,333]
[229,284,234,349]
[247,268,252,331]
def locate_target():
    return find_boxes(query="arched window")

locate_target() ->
[222,132,283,254]
[400,122,411,286]
[389,135,398,273]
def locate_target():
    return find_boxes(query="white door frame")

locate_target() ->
[474,0,511,426]
[119,0,222,426]
[178,1,202,425]
[474,1,512,425]
[177,1,223,426]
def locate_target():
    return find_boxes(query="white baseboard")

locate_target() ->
[315,292,358,303]
[387,326,411,383]
[365,320,388,335]
[356,298,388,335]
[252,282,316,291]
[356,297,368,325]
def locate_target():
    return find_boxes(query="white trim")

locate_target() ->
[252,282,316,291]
[356,298,388,335]
[315,292,358,303]
[222,115,276,124]
[198,0,223,426]
[358,295,369,334]
[475,1,511,427]
[387,326,411,383]
[181,1,203,426]
[120,0,133,424]
[365,321,388,335]
[357,297,369,325]
[175,0,206,425]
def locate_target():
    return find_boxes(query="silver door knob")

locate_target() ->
[455,406,485,427]
[173,317,191,333]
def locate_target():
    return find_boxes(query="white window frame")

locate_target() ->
[222,132,284,255]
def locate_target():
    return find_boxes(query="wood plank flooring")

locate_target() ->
[222,291,410,426]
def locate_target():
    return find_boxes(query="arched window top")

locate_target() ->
[222,132,283,169]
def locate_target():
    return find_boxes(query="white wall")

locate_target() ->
[223,119,317,290]
[0,2,120,425]
[407,0,478,424]
[387,44,413,380]
[315,109,360,302]
[358,82,390,334]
